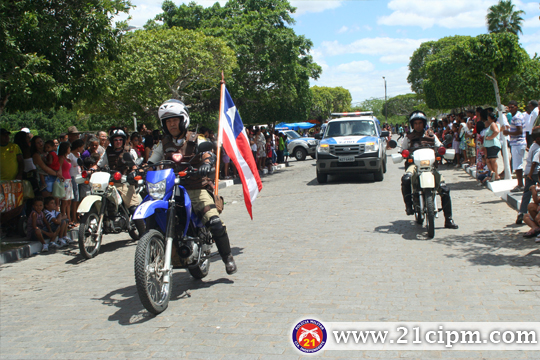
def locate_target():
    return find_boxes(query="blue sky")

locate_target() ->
[118,0,540,104]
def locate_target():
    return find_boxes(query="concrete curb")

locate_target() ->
[1,164,289,265]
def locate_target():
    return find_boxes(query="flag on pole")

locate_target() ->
[218,84,263,219]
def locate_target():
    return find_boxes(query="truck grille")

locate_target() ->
[329,144,365,156]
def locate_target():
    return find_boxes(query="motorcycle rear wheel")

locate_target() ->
[78,209,102,259]
[425,189,435,238]
[134,230,171,315]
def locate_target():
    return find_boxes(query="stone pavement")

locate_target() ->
[1,148,539,359]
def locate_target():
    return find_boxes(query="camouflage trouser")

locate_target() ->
[186,189,223,226]
[114,183,141,208]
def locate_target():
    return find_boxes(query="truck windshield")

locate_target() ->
[325,120,376,138]
[285,130,301,139]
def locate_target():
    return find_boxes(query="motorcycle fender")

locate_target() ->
[419,172,435,189]
[133,200,169,220]
[77,195,102,214]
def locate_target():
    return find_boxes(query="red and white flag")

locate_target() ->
[217,84,263,219]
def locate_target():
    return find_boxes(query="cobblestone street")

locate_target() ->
[1,149,540,359]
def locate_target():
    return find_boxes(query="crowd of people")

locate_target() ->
[0,121,298,251]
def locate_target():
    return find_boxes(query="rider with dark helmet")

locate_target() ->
[401,110,458,229]
[148,99,237,275]
[96,128,141,211]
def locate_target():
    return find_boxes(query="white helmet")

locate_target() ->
[158,99,190,136]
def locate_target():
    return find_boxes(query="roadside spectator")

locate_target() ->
[131,132,143,158]
[282,133,290,164]
[58,133,68,145]
[30,136,61,198]
[98,131,109,153]
[67,126,80,143]
[68,139,84,227]
[57,142,74,224]
[483,110,501,181]
[452,123,461,166]
[464,119,475,166]
[0,128,23,181]
[43,196,70,247]
[277,132,285,163]
[528,100,539,132]
[516,129,540,224]
[13,130,37,186]
[81,136,101,161]
[27,197,59,252]
[256,127,266,171]
[523,185,540,240]
[503,100,526,192]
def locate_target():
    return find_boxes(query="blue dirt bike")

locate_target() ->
[132,155,214,315]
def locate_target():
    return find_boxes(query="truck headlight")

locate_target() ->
[147,179,166,200]
[308,139,317,145]
[318,144,329,153]
[365,142,379,153]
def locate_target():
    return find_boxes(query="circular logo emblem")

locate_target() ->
[292,319,327,353]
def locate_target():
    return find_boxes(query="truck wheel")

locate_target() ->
[316,169,328,184]
[294,147,307,161]
[383,157,387,173]
[373,164,384,181]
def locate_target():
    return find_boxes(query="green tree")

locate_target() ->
[152,0,322,124]
[505,55,540,103]
[86,27,237,124]
[309,86,351,121]
[0,0,132,115]
[486,0,525,35]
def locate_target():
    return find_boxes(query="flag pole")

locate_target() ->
[215,72,225,197]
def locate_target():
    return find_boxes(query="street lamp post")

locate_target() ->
[382,77,387,124]
[132,112,137,133]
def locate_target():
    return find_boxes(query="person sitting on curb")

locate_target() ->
[516,128,540,225]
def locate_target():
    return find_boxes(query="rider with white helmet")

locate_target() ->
[148,99,237,275]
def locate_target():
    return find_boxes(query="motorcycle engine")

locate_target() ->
[112,215,128,232]
[178,240,199,264]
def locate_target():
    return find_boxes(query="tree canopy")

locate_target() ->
[150,0,322,124]
[86,27,237,124]
[0,0,131,115]
[408,32,528,109]
[309,86,352,121]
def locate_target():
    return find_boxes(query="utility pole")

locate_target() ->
[382,77,387,123]
[132,112,138,133]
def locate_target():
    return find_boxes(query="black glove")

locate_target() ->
[199,163,214,177]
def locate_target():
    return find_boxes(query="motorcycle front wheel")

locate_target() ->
[78,209,102,259]
[134,230,171,315]
[425,189,435,238]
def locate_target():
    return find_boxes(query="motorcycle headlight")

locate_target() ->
[318,144,330,153]
[308,140,317,145]
[420,160,431,166]
[365,142,379,153]
[147,179,166,200]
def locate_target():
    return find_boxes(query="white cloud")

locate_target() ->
[319,37,431,64]
[364,25,373,31]
[337,26,348,34]
[523,16,540,28]
[335,61,375,73]
[521,30,540,56]
[290,1,343,16]
[377,0,539,30]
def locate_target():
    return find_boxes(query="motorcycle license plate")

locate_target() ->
[338,156,355,162]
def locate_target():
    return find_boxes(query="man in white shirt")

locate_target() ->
[529,100,539,133]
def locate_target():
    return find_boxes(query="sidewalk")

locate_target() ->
[0,163,288,265]
[457,153,521,212]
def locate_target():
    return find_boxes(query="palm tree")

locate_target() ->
[486,0,526,35]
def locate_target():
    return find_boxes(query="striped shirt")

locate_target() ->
[44,209,60,225]
[508,111,526,147]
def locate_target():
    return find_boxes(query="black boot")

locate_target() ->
[439,184,458,229]
[129,206,145,237]
[207,216,237,275]
[401,173,414,215]
[445,218,459,229]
